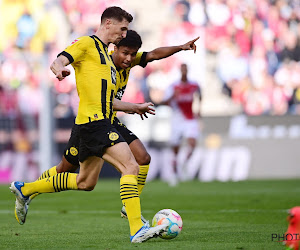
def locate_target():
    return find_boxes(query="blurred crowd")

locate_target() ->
[0,0,300,127]
[0,0,299,182]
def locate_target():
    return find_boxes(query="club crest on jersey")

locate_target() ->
[70,147,78,156]
[71,39,79,45]
[111,67,117,85]
[94,114,98,119]
[109,132,119,141]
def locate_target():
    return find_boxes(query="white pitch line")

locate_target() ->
[0,209,288,214]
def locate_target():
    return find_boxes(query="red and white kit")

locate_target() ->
[164,80,201,146]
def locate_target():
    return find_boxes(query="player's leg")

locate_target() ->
[183,119,200,161]
[114,119,150,195]
[28,156,78,202]
[102,142,167,242]
[172,145,180,174]
[28,124,81,202]
[169,117,182,176]
[113,120,149,222]
[102,141,142,232]
[186,137,197,160]
[76,157,103,190]
[12,125,82,225]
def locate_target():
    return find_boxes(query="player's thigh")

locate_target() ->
[170,120,184,146]
[77,156,104,189]
[102,142,139,175]
[183,119,200,141]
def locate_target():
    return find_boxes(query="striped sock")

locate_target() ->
[120,175,144,236]
[137,165,149,196]
[38,166,57,180]
[21,173,78,197]
[29,166,58,201]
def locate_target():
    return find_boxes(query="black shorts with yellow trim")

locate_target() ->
[113,117,138,145]
[78,119,125,163]
[64,124,80,167]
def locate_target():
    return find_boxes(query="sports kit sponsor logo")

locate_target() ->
[71,39,79,45]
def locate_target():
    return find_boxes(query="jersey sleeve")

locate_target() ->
[162,83,175,102]
[131,51,148,68]
[57,36,92,64]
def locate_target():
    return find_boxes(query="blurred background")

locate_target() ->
[1,0,300,184]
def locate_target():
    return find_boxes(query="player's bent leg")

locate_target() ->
[12,172,78,198]
[28,165,58,202]
[29,157,78,203]
[22,157,79,225]
[10,173,78,225]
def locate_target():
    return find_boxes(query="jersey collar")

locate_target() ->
[92,35,108,49]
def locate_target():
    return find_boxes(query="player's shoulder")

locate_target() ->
[70,36,94,46]
[189,81,200,87]
[172,81,181,87]
[136,51,144,57]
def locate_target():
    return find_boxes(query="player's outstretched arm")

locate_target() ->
[113,99,155,120]
[145,37,199,63]
[50,55,71,81]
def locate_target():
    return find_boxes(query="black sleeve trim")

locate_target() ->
[139,52,148,68]
[57,51,74,64]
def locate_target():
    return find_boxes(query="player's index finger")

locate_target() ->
[192,37,200,42]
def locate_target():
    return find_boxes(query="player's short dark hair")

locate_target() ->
[101,6,133,23]
[116,30,142,49]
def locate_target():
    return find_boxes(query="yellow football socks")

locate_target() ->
[120,175,143,236]
[21,173,78,197]
[29,166,58,200]
[37,166,57,180]
[137,165,149,196]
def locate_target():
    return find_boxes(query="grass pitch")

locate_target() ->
[0,179,299,249]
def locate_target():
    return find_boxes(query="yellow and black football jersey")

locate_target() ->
[58,35,117,125]
[109,51,148,122]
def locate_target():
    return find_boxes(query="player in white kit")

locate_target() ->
[163,63,202,185]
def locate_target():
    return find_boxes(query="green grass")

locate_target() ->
[0,179,299,249]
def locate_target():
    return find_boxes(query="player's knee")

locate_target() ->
[136,153,151,166]
[123,162,139,176]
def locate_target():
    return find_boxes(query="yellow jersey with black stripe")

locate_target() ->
[110,51,148,122]
[58,35,117,125]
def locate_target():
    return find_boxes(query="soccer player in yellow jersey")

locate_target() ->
[10,6,168,243]
[10,23,199,242]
